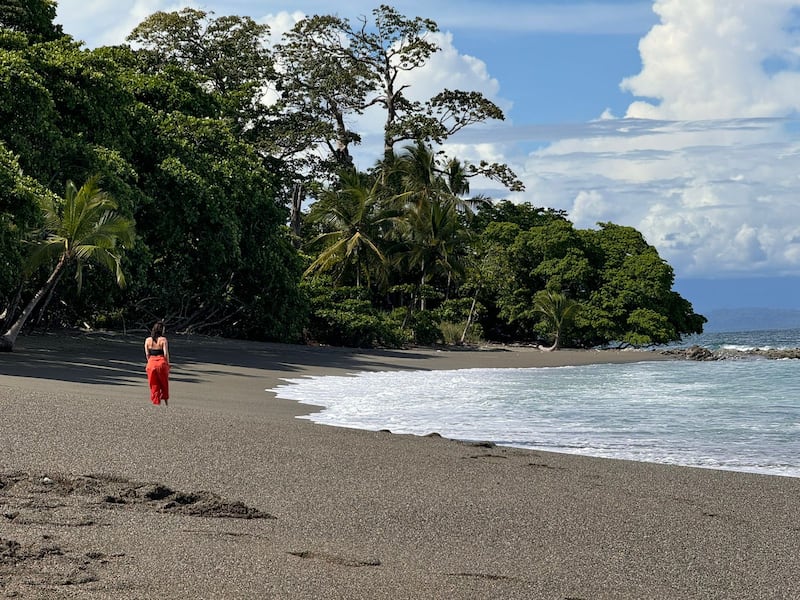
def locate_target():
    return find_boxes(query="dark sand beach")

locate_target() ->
[1,332,799,599]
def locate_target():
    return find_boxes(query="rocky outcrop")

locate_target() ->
[662,345,800,361]
[752,348,800,360]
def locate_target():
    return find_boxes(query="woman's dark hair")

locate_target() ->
[151,321,165,341]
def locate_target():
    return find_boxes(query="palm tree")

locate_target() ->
[444,157,470,197]
[388,143,478,310]
[395,140,447,210]
[534,290,580,351]
[303,170,399,289]
[0,176,135,351]
[403,197,471,294]
[394,145,490,213]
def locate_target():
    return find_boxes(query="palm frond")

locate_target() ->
[26,175,135,292]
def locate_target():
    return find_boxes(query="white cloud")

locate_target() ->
[502,0,800,280]
[258,10,305,45]
[521,120,800,277]
[571,190,612,226]
[402,32,503,105]
[56,2,306,47]
[621,0,800,119]
[56,0,188,46]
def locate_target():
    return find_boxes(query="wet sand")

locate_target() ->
[1,332,799,599]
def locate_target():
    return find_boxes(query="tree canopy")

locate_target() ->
[0,0,62,43]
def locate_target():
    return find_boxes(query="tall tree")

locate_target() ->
[0,176,134,351]
[386,143,476,310]
[273,5,522,191]
[0,0,63,43]
[462,221,521,341]
[304,169,397,289]
[273,14,372,172]
[399,196,469,302]
[0,33,62,179]
[488,218,705,347]
[130,110,298,335]
[470,200,568,233]
[578,223,705,346]
[128,8,274,125]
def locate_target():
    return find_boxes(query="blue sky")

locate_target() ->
[53,1,800,315]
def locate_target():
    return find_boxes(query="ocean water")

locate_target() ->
[269,329,800,478]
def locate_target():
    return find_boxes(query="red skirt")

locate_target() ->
[146,356,170,405]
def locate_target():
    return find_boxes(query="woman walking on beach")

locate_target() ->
[144,321,170,406]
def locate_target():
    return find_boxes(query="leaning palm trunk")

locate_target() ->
[0,256,67,351]
[0,284,23,330]
[541,333,560,352]
[34,267,67,327]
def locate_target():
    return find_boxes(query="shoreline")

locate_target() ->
[1,332,798,599]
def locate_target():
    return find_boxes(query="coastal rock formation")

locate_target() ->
[752,348,800,360]
[662,345,800,361]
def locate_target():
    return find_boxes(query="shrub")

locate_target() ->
[303,281,407,347]
[409,310,442,345]
[439,321,484,345]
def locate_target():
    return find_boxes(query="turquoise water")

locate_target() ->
[270,329,800,478]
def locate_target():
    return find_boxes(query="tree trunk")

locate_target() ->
[333,107,354,168]
[419,261,426,312]
[0,284,23,330]
[290,183,305,247]
[0,256,67,351]
[401,295,414,330]
[34,267,66,328]
[460,290,479,344]
[383,58,397,162]
[542,332,560,352]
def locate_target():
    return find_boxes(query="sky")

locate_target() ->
[52,0,800,315]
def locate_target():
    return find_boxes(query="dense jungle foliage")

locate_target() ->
[0,0,706,349]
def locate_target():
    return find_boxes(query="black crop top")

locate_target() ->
[148,347,164,356]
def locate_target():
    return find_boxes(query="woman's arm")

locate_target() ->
[163,338,170,364]
[144,337,150,360]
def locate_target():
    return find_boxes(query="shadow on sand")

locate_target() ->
[0,330,467,388]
